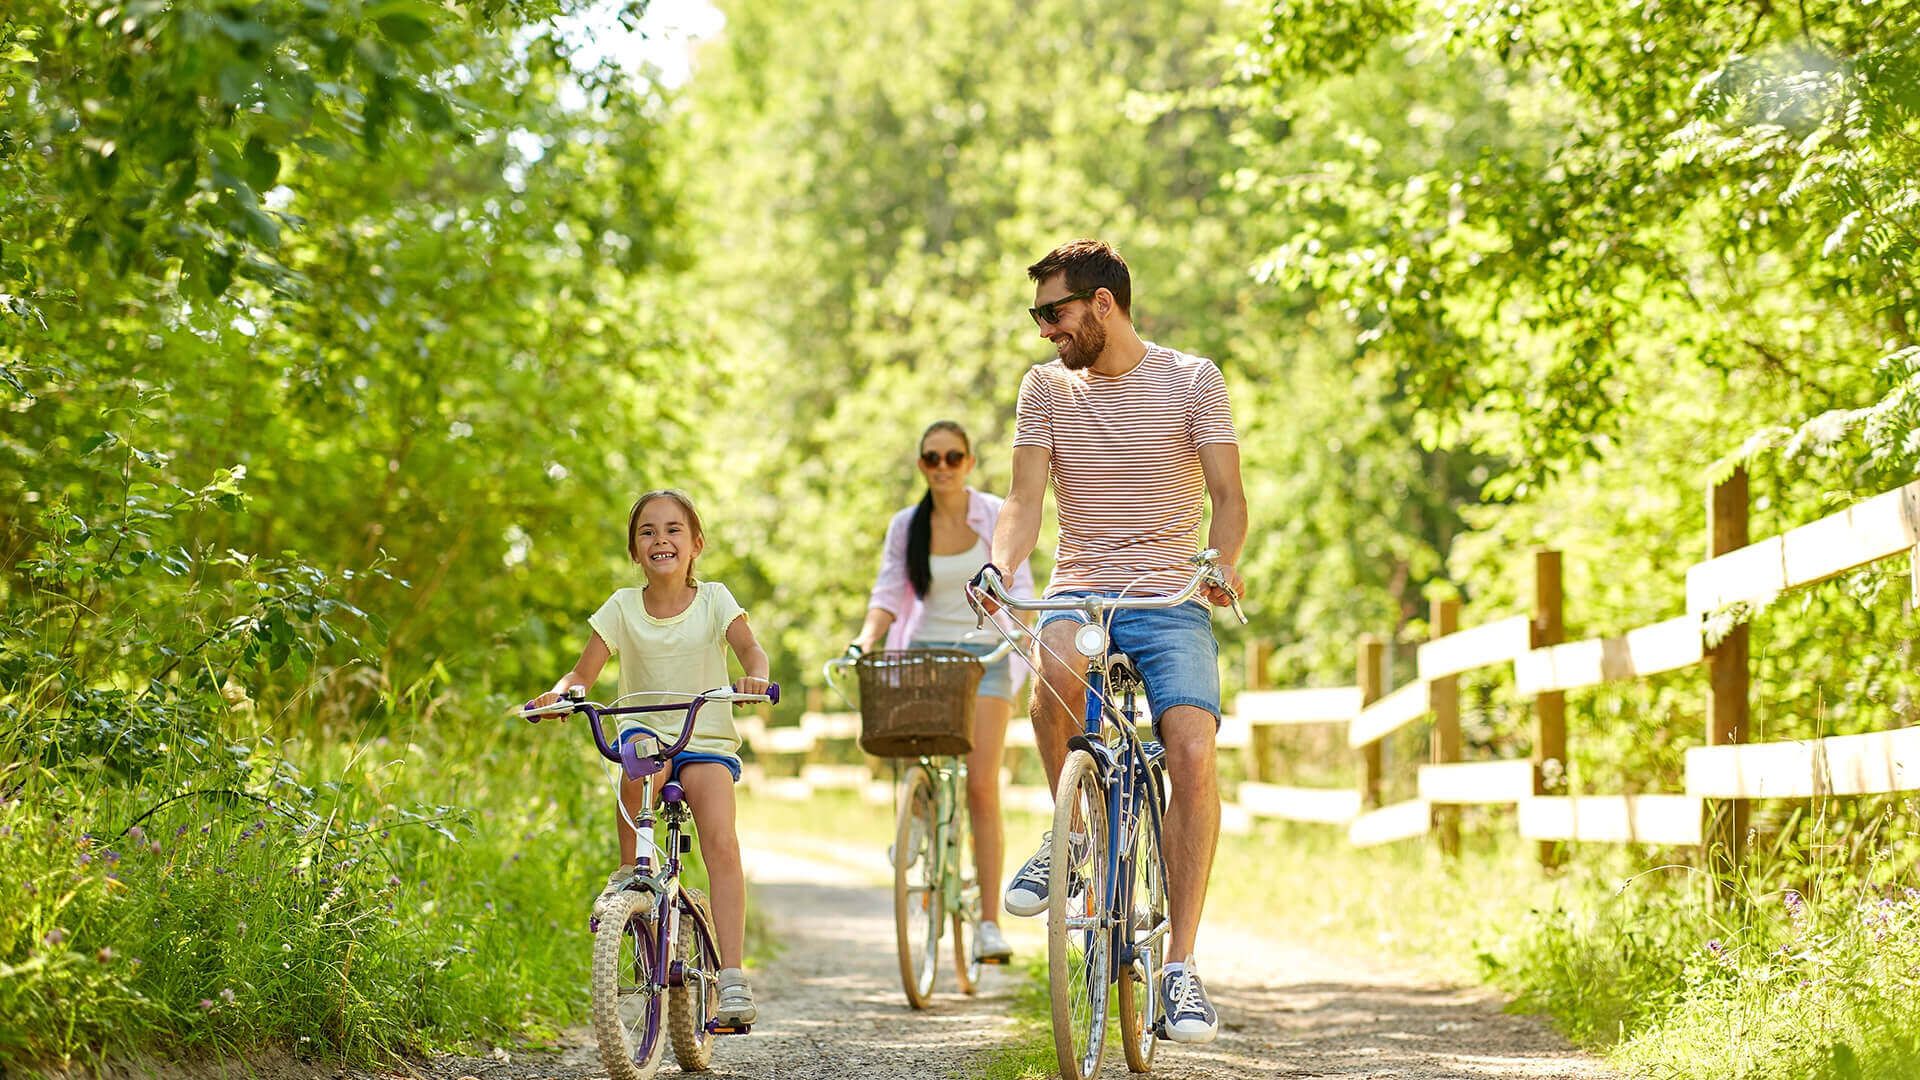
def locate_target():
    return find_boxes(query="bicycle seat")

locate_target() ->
[1107,654,1145,693]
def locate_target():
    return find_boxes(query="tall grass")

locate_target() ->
[0,706,634,1073]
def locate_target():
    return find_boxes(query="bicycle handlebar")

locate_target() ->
[967,548,1248,624]
[515,684,780,768]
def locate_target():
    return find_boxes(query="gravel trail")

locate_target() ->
[378,838,1613,1080]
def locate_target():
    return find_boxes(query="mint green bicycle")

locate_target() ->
[825,636,1014,1008]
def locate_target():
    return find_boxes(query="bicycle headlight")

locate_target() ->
[1073,621,1108,658]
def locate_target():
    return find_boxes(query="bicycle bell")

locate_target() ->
[1073,620,1108,658]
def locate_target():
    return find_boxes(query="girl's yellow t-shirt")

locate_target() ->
[588,581,747,757]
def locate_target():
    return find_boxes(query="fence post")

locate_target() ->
[1430,598,1462,856]
[1705,467,1751,893]
[1243,638,1273,783]
[1358,634,1385,809]
[1531,550,1566,868]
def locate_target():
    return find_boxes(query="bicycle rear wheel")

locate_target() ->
[1048,749,1111,1080]
[951,908,984,995]
[668,888,722,1070]
[1116,785,1167,1072]
[894,764,943,1008]
[951,787,983,995]
[591,889,666,1080]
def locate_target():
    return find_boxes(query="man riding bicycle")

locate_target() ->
[972,239,1247,1045]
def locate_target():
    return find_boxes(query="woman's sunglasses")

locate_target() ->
[920,449,968,468]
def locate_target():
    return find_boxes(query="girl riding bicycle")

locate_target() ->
[851,420,1037,964]
[526,488,770,1028]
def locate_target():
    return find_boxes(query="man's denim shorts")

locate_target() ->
[1037,592,1221,730]
[912,638,1016,703]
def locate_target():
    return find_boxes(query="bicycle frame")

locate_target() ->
[1071,653,1171,997]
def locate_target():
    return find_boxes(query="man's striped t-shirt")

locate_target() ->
[1012,342,1237,597]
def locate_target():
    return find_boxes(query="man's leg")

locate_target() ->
[1157,705,1220,962]
[1029,618,1088,793]
[1109,602,1223,1044]
[1005,618,1090,917]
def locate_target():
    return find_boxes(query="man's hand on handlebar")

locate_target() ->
[732,676,771,696]
[1203,563,1245,610]
[966,562,1006,617]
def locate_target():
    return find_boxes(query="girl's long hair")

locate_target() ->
[906,421,971,599]
[627,488,704,586]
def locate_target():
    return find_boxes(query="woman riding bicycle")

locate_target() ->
[849,420,1038,965]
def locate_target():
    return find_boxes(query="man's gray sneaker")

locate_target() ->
[1004,832,1092,917]
[1160,963,1218,1044]
[1002,833,1055,917]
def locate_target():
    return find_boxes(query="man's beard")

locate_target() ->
[1057,318,1107,370]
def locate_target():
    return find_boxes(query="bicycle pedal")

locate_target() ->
[706,1022,751,1036]
[977,955,1011,965]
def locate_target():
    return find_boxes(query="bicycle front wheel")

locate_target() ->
[668,888,722,1070]
[894,764,943,1008]
[1049,749,1111,1080]
[1116,784,1168,1072]
[591,889,666,1080]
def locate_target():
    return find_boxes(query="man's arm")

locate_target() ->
[1198,442,1248,604]
[990,444,1051,581]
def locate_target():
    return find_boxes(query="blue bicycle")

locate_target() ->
[969,551,1243,1080]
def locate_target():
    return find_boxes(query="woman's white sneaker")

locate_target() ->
[974,920,1013,963]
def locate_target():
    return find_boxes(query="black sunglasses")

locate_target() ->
[1028,288,1097,327]
[920,449,968,468]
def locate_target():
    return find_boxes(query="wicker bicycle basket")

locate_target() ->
[854,649,984,757]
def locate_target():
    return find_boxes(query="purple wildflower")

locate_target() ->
[198,999,215,1011]
[43,928,66,946]
[1706,938,1723,956]
[128,825,146,842]
[96,947,114,964]
[104,849,120,864]
[150,841,163,855]
[219,987,236,1004]
[77,852,92,866]
[1783,889,1806,924]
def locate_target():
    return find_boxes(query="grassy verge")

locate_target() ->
[0,705,778,1074]
[968,955,1055,1080]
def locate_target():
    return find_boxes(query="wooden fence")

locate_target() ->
[739,468,1920,870]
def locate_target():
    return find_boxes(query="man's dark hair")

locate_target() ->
[1027,239,1131,315]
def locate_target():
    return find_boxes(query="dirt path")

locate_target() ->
[388,839,1613,1080]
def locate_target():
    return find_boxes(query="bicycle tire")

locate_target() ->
[591,888,666,1080]
[951,908,983,995]
[894,765,942,1008]
[1048,749,1111,1080]
[1116,778,1167,1072]
[667,888,722,1070]
[951,780,983,995]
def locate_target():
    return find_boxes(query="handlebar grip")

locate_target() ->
[768,682,781,706]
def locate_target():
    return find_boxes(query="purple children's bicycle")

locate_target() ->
[518,683,777,1080]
